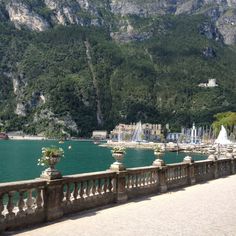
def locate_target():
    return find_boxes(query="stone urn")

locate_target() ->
[110,152,125,171]
[39,146,64,180]
[153,148,165,167]
[183,156,194,164]
[40,155,62,180]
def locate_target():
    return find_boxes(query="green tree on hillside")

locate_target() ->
[212,112,236,135]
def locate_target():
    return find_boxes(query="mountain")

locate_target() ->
[0,0,236,137]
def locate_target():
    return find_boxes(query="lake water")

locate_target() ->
[0,140,207,183]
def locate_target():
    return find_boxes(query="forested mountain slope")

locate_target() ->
[0,0,236,137]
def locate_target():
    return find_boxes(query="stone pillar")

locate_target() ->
[226,146,233,159]
[116,171,128,203]
[183,156,195,185]
[44,180,64,221]
[233,148,236,159]
[158,167,167,193]
[208,147,218,179]
[208,147,217,161]
[226,146,235,174]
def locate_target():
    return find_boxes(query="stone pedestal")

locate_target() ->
[226,146,233,159]
[208,147,217,161]
[110,152,125,171]
[183,156,196,185]
[153,150,165,167]
[40,155,62,180]
[40,168,62,180]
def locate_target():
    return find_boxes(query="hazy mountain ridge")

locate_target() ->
[0,0,235,44]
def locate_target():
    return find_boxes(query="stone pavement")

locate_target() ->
[5,175,236,236]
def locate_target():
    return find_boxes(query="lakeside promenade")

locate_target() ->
[5,175,236,236]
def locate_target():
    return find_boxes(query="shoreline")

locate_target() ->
[8,135,47,140]
[100,141,236,155]
[5,135,95,141]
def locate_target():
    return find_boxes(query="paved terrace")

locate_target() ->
[5,175,236,236]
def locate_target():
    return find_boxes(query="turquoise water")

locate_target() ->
[0,140,206,183]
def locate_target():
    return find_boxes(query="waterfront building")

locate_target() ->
[198,79,218,88]
[92,130,108,140]
[166,132,182,142]
[110,122,162,142]
[0,132,9,140]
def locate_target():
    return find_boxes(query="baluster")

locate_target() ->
[138,174,141,187]
[97,179,101,195]
[184,166,187,177]
[80,182,84,199]
[6,191,15,219]
[150,171,153,184]
[166,170,169,181]
[130,175,134,188]
[143,173,146,185]
[140,174,143,186]
[17,190,26,216]
[155,171,158,182]
[125,176,129,189]
[86,180,90,197]
[108,177,113,192]
[0,194,4,220]
[36,187,43,210]
[152,171,157,184]
[92,179,96,195]
[26,189,34,214]
[136,174,139,187]
[103,178,107,193]
[169,169,172,180]
[148,172,151,184]
[66,183,71,203]
[73,182,78,200]
[60,185,65,202]
[126,176,129,188]
[169,169,172,181]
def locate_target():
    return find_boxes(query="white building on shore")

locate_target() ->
[198,79,218,88]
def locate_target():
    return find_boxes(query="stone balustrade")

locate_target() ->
[1,155,236,232]
[0,179,46,231]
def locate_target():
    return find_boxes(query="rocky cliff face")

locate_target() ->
[0,0,235,44]
[6,1,49,31]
